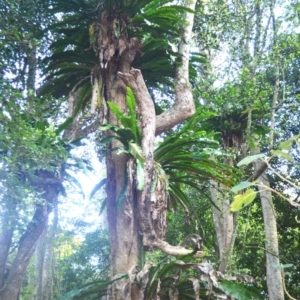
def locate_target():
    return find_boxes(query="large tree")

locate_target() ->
[37,0,205,298]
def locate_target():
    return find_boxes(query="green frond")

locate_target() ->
[125,87,141,141]
[90,178,106,200]
[106,88,140,143]
[56,276,127,300]
[219,280,264,300]
[99,124,135,149]
[129,142,145,163]
[44,0,204,97]
[169,183,189,207]
[153,110,238,212]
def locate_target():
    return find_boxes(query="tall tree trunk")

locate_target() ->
[254,159,284,300]
[104,51,142,300]
[252,1,284,298]
[35,223,48,299]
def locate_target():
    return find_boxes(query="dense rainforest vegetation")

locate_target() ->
[0,0,300,299]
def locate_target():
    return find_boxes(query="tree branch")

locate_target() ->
[119,69,204,258]
[248,161,268,182]
[155,0,197,135]
[118,0,199,258]
[154,239,204,258]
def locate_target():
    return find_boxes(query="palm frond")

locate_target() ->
[42,0,204,100]
[90,178,106,200]
[153,109,239,212]
[56,275,127,300]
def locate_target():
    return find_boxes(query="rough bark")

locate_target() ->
[101,2,198,299]
[118,69,204,259]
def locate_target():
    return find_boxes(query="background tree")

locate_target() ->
[0,1,84,298]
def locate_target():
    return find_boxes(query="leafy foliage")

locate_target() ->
[99,87,145,191]
[57,255,262,300]
[0,80,68,203]
[54,228,111,299]
[218,280,263,300]
[41,0,205,103]
[98,96,238,212]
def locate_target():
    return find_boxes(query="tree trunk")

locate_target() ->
[0,202,16,290]
[210,181,234,273]
[35,203,58,300]
[104,52,142,300]
[252,2,284,298]
[35,224,48,299]
[254,159,284,300]
[0,184,60,300]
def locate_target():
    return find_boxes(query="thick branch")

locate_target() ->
[119,69,204,259]
[154,240,204,258]
[155,0,197,135]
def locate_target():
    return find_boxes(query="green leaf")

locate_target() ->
[280,139,293,150]
[99,124,135,149]
[271,150,294,161]
[90,178,106,200]
[231,181,254,194]
[126,87,140,140]
[279,264,293,269]
[237,154,265,167]
[230,189,257,212]
[129,142,145,162]
[108,101,132,129]
[137,160,145,191]
[219,280,264,300]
